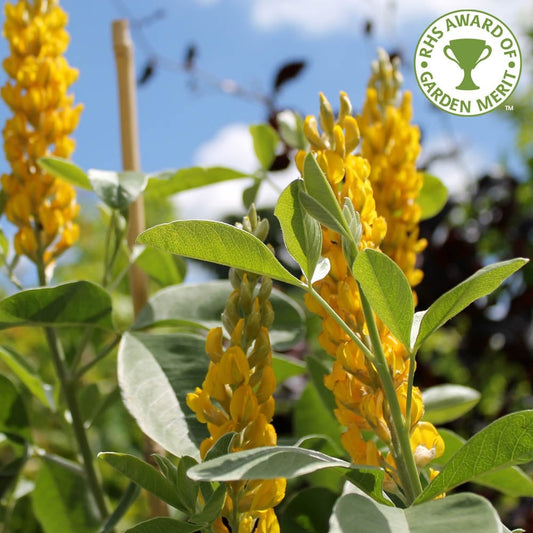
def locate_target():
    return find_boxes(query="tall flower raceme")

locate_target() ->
[358,49,427,290]
[1,0,82,271]
[187,207,285,533]
[299,90,444,495]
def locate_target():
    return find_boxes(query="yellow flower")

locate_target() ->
[358,49,427,290]
[186,208,285,532]
[301,87,442,494]
[410,421,445,468]
[1,0,82,268]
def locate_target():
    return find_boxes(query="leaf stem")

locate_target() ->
[75,335,122,380]
[358,287,423,504]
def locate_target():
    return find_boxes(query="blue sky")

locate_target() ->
[0,0,531,222]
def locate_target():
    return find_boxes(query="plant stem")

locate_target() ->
[43,327,109,519]
[359,287,423,504]
[309,285,375,362]
[405,351,417,433]
[34,245,108,519]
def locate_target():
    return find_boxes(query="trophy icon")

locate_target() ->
[443,39,492,90]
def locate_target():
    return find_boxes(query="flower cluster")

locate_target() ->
[1,0,82,267]
[358,50,427,289]
[300,88,443,493]
[187,208,285,532]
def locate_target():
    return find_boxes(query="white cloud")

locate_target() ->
[251,0,373,36]
[249,0,529,37]
[176,123,297,221]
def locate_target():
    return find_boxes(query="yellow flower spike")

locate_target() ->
[359,53,427,294]
[410,421,445,468]
[189,208,284,531]
[302,88,439,498]
[1,0,81,268]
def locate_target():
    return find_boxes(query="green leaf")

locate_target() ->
[176,456,200,513]
[272,353,306,384]
[32,458,100,533]
[99,482,141,533]
[277,109,306,150]
[279,487,338,533]
[126,518,200,533]
[353,249,414,350]
[344,468,392,506]
[302,153,349,236]
[144,167,248,200]
[436,429,533,498]
[299,191,348,237]
[37,156,91,190]
[151,454,179,487]
[135,246,186,287]
[413,258,528,350]
[138,220,302,287]
[203,432,237,462]
[87,169,148,210]
[332,492,501,533]
[294,382,345,490]
[117,332,209,459]
[418,410,533,502]
[418,173,448,220]
[98,452,185,510]
[5,493,43,533]
[188,446,350,482]
[305,355,337,414]
[0,281,113,330]
[250,124,279,169]
[275,179,322,281]
[0,345,55,410]
[0,228,10,265]
[422,384,481,424]
[133,280,306,351]
[189,484,226,525]
[0,375,31,441]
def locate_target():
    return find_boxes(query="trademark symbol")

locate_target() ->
[505,105,514,111]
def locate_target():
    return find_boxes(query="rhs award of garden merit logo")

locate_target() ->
[414,9,521,116]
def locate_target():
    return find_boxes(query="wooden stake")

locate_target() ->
[112,19,149,316]
[112,19,168,518]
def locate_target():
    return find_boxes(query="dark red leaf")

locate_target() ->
[273,61,306,93]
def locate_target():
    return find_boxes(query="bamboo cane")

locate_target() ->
[112,19,149,315]
[112,19,168,518]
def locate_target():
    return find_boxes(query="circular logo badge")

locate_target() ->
[414,10,521,116]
